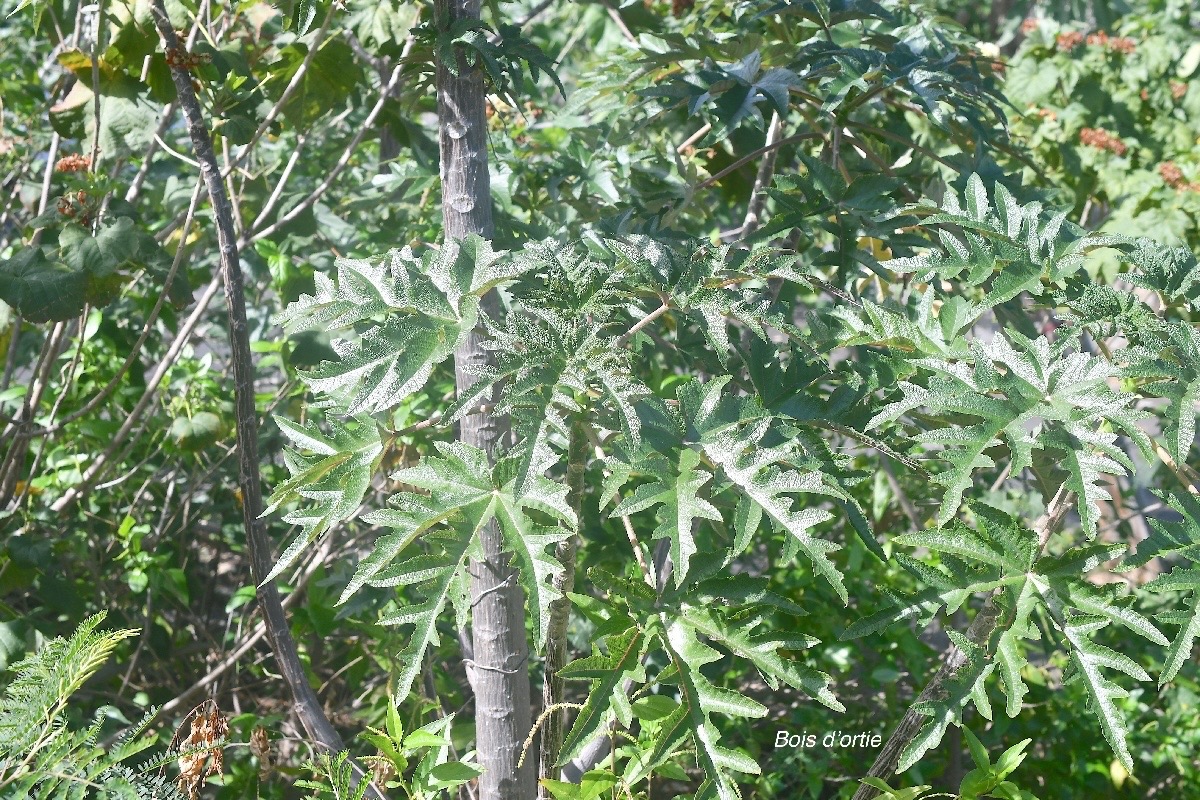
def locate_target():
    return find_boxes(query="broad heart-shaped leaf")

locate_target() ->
[557,626,651,765]
[1123,488,1200,685]
[682,606,843,711]
[0,247,90,322]
[867,330,1149,535]
[302,315,462,416]
[384,441,575,651]
[611,448,721,586]
[0,218,148,322]
[263,415,383,583]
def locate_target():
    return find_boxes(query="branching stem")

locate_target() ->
[851,485,1073,800]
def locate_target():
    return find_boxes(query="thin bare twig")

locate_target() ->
[616,297,670,346]
[48,276,222,512]
[601,1,636,43]
[676,123,712,154]
[695,131,823,192]
[148,0,350,760]
[244,61,407,246]
[740,111,784,239]
[149,6,383,797]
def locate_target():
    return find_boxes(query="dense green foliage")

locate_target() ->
[1,0,1198,798]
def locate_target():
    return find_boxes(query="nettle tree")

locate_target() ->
[3,0,1198,797]
[267,5,1200,800]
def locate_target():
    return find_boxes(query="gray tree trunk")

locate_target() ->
[436,2,535,799]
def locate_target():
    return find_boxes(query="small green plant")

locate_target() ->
[861,727,1039,800]
[299,703,481,800]
[0,611,186,798]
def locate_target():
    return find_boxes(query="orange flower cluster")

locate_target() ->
[1159,161,1200,192]
[1056,31,1084,51]
[54,153,90,173]
[1086,30,1136,54]
[1079,127,1127,156]
[1172,81,1189,101]
[1020,17,1039,34]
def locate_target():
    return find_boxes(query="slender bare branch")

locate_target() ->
[695,130,823,192]
[539,419,587,797]
[145,14,381,798]
[616,297,670,347]
[48,276,222,512]
[740,111,784,238]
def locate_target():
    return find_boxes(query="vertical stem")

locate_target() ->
[539,418,586,793]
[145,12,383,798]
[0,322,67,509]
[88,0,105,174]
[740,111,783,238]
[436,1,533,798]
[0,315,20,394]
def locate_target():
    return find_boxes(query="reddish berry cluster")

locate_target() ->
[54,153,91,173]
[1020,17,1039,34]
[1160,161,1184,187]
[1079,127,1127,156]
[1056,31,1084,51]
[1159,161,1200,192]
[1171,81,1189,101]
[1086,31,1136,54]
[1056,29,1136,54]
